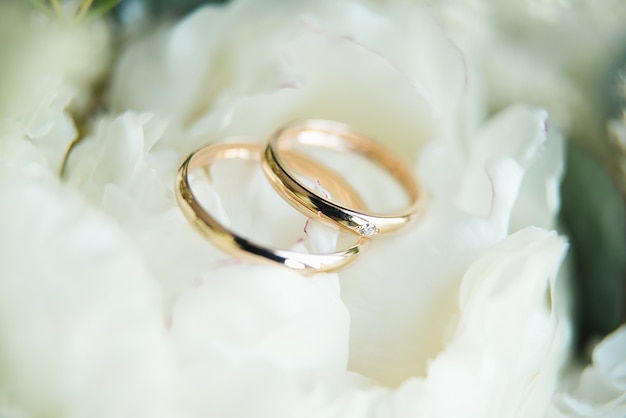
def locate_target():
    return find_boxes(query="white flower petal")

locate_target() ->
[594,326,626,390]
[420,104,561,231]
[0,174,181,418]
[317,228,569,418]
[0,2,110,174]
[186,27,437,161]
[340,205,508,386]
[547,326,626,418]
[510,122,564,231]
[171,265,348,371]
[458,104,549,218]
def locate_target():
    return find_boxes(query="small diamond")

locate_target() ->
[359,223,377,237]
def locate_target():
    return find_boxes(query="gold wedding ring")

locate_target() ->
[175,142,367,273]
[262,120,424,237]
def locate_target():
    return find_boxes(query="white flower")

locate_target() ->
[547,325,626,418]
[439,0,626,141]
[0,0,110,174]
[0,0,586,417]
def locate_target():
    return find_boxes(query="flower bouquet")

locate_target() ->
[0,0,624,417]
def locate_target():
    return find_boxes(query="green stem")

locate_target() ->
[74,0,94,21]
[50,0,63,17]
[86,0,123,19]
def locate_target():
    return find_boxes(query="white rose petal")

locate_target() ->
[314,228,569,418]
[171,265,349,372]
[547,326,626,418]
[0,1,110,173]
[0,172,181,418]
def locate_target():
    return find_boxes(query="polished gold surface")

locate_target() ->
[176,142,367,273]
[262,120,425,237]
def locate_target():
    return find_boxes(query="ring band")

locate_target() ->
[175,142,367,273]
[262,120,424,237]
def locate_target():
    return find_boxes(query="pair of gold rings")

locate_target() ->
[175,119,424,273]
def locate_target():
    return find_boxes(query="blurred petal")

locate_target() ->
[0,173,181,418]
[547,326,626,418]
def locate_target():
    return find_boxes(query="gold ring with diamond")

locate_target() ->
[176,141,367,273]
[262,120,424,237]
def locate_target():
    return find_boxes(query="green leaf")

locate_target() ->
[560,143,626,350]
[86,0,123,19]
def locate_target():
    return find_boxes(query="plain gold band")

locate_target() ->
[262,120,425,237]
[175,142,367,273]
